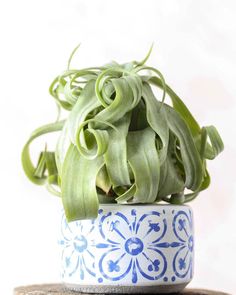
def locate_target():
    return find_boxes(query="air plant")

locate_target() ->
[22,45,224,222]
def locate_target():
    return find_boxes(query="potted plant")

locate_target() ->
[21,45,224,294]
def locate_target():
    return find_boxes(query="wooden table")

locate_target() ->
[14,284,231,295]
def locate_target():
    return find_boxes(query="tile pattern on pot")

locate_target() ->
[58,207,194,285]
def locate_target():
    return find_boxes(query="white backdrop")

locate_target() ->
[0,0,236,294]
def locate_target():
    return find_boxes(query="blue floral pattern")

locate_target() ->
[59,206,194,284]
[58,217,96,279]
[172,210,194,280]
[97,209,168,283]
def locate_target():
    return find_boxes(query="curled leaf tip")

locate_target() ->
[67,43,81,70]
[135,43,154,66]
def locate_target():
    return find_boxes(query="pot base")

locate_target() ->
[64,283,188,294]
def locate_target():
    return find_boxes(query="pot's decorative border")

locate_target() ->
[58,206,194,286]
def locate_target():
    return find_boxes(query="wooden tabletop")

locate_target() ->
[14,284,231,295]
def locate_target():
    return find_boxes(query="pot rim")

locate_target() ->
[99,203,191,208]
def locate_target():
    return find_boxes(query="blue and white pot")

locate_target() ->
[58,204,194,293]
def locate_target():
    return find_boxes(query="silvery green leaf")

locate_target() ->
[61,144,103,221]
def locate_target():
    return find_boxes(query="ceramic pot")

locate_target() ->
[58,204,194,293]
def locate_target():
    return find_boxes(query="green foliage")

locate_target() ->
[21,46,224,222]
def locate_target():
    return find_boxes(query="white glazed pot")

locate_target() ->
[58,204,194,293]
